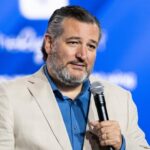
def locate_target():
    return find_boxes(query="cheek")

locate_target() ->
[56,51,71,66]
[52,46,66,62]
[53,43,77,63]
[60,51,76,63]
[88,53,96,65]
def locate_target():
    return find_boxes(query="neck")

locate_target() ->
[52,77,83,100]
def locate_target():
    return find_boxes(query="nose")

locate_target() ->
[76,45,88,61]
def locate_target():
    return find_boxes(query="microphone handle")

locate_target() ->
[94,94,115,150]
[94,94,109,121]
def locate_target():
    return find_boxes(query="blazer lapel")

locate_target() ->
[83,94,100,150]
[26,68,72,150]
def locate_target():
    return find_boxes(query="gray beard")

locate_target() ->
[54,65,88,86]
[47,54,89,87]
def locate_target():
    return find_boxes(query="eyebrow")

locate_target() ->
[89,39,98,46]
[66,36,98,45]
[66,36,81,40]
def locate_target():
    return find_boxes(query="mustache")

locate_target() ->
[69,60,88,67]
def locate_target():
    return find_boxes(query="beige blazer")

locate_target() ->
[0,67,149,150]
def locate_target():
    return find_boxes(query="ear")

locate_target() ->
[44,34,53,54]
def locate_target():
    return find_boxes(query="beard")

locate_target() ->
[47,51,91,87]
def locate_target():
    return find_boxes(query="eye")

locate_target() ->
[67,41,79,45]
[67,40,80,46]
[88,44,97,50]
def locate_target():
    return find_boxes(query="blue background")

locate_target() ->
[0,0,149,144]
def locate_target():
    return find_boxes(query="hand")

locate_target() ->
[89,120,122,150]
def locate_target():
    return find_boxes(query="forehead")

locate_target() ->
[61,18,100,42]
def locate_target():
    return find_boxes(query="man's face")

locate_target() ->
[45,18,100,86]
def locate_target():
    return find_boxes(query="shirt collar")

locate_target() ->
[44,64,91,99]
[44,65,58,91]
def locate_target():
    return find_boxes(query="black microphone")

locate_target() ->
[90,81,114,150]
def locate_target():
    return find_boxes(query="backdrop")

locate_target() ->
[0,0,149,143]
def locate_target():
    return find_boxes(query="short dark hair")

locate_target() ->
[41,5,101,61]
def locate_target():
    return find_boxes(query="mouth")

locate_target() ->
[69,62,87,71]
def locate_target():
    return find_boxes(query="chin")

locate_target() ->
[72,73,88,81]
[70,69,86,75]
[71,73,86,79]
[58,67,89,85]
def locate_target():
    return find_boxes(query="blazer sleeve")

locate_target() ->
[125,91,150,150]
[0,84,14,150]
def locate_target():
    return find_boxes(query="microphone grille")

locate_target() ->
[90,81,104,95]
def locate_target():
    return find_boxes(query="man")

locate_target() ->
[0,5,149,150]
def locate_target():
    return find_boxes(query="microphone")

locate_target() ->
[90,81,114,150]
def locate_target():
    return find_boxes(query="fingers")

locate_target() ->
[89,120,122,150]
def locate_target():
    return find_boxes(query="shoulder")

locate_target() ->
[0,66,45,94]
[0,75,31,96]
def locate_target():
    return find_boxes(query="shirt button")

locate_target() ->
[73,126,77,131]
[74,101,77,105]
